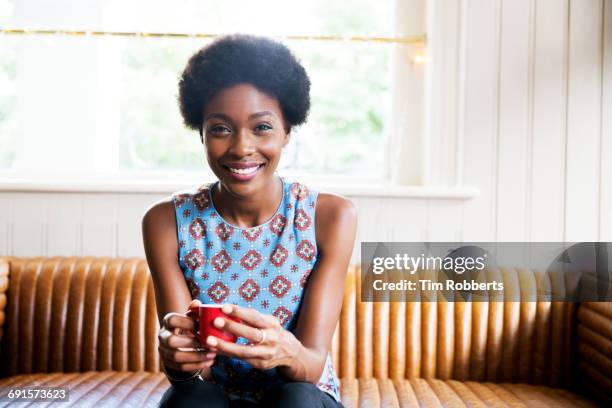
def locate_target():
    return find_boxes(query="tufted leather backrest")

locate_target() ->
[331,265,578,388]
[0,257,161,377]
[575,302,612,404]
[0,257,605,392]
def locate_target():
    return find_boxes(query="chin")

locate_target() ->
[219,170,269,194]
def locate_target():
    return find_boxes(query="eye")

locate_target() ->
[208,125,231,135]
[254,123,273,133]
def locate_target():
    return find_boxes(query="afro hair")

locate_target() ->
[178,34,311,134]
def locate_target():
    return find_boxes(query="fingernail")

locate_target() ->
[222,304,233,314]
[213,317,225,328]
[207,336,218,346]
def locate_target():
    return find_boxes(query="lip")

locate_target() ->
[222,163,265,182]
[224,162,263,169]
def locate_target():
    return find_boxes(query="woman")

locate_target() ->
[142,34,357,407]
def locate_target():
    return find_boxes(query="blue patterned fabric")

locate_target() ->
[171,176,341,403]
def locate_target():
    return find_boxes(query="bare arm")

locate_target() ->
[142,198,215,379]
[142,199,192,321]
[277,193,358,382]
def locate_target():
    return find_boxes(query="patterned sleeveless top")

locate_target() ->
[171,176,341,403]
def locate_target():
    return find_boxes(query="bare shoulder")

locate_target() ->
[142,196,175,228]
[141,195,182,279]
[315,192,357,222]
[141,196,179,252]
[314,192,357,250]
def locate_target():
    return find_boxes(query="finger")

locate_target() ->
[172,348,217,360]
[173,342,218,353]
[158,340,217,358]
[205,335,273,360]
[212,316,264,344]
[185,299,202,315]
[159,326,198,348]
[221,304,279,328]
[162,332,218,352]
[163,312,196,332]
[159,327,172,345]
[177,347,218,354]
[164,332,204,350]
[162,350,215,370]
[159,344,216,364]
[176,347,206,352]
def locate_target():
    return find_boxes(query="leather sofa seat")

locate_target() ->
[0,257,608,407]
[0,371,169,406]
[0,372,599,407]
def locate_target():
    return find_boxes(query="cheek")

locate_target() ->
[260,136,287,161]
[204,140,224,161]
[204,151,224,174]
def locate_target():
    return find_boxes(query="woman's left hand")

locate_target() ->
[205,304,301,370]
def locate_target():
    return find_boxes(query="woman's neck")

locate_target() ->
[213,175,282,228]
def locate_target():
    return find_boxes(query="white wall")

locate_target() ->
[1,0,610,261]
[440,0,611,242]
[0,189,468,262]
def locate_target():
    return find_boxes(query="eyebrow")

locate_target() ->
[203,111,275,122]
[248,111,275,120]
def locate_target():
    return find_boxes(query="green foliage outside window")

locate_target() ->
[0,0,394,178]
[119,0,392,177]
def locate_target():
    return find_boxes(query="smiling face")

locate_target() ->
[202,83,290,198]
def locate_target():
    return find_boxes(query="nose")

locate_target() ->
[228,128,256,158]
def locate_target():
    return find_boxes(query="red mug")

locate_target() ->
[187,304,241,346]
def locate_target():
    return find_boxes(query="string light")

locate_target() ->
[0,28,426,46]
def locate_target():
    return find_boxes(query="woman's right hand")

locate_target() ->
[158,299,217,379]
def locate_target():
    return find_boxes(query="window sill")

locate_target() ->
[0,178,479,199]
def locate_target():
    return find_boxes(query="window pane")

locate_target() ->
[282,41,390,176]
[119,39,391,178]
[0,36,16,169]
[1,0,396,181]
[120,39,204,171]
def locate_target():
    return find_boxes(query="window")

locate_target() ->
[0,0,425,186]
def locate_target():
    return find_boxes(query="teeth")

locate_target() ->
[228,165,260,175]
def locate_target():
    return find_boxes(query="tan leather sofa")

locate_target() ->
[0,257,609,407]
